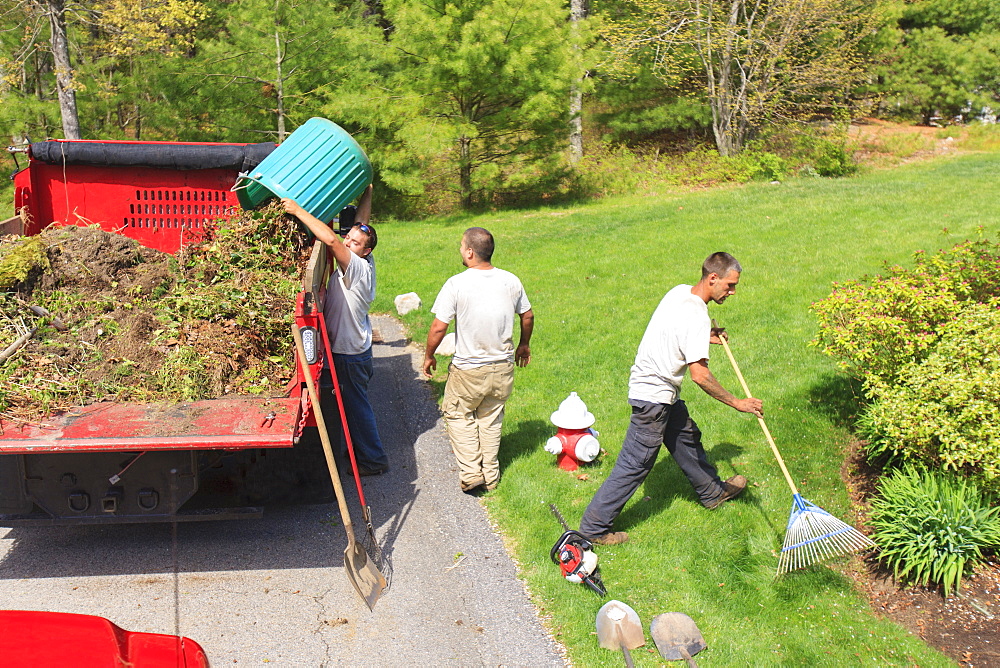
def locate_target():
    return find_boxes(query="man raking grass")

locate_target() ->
[579,252,763,545]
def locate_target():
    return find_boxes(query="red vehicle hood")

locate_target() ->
[0,610,209,667]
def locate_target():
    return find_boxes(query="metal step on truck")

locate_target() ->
[0,133,359,525]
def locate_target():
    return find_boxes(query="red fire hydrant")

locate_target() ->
[544,392,600,471]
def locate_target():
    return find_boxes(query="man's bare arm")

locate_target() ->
[281,198,353,272]
[355,185,372,225]
[689,359,763,416]
[423,318,450,376]
[515,309,533,367]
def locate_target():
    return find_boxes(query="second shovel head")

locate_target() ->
[651,612,707,660]
[595,600,645,650]
[345,542,387,611]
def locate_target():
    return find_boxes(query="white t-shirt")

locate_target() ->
[628,284,710,404]
[324,252,375,355]
[431,267,531,369]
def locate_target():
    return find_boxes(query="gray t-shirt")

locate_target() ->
[324,252,375,355]
[628,284,710,404]
[431,267,531,369]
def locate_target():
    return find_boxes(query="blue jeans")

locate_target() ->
[579,399,725,537]
[320,348,388,471]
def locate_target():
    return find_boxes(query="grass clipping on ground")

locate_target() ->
[0,203,312,423]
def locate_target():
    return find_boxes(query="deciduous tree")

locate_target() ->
[186,0,353,141]
[45,0,80,137]
[602,0,879,155]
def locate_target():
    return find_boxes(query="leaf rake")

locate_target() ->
[716,328,875,574]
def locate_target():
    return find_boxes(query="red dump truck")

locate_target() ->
[0,138,344,525]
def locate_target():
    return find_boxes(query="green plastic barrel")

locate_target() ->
[233,118,372,222]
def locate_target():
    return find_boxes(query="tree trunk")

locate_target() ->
[47,0,80,139]
[362,0,393,39]
[568,0,588,163]
[702,0,747,157]
[459,136,472,208]
[274,17,286,141]
[569,83,583,163]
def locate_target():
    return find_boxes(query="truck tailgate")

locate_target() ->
[0,396,301,453]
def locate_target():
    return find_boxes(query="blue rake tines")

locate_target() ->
[777,494,877,575]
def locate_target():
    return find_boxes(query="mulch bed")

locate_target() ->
[841,440,1000,667]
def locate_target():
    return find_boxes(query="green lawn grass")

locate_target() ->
[373,153,1000,665]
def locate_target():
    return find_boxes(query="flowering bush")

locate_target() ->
[812,238,1000,489]
[811,238,1000,384]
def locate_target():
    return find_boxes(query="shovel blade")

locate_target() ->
[595,600,645,651]
[344,542,387,611]
[650,612,706,661]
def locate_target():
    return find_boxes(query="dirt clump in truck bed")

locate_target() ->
[0,205,313,423]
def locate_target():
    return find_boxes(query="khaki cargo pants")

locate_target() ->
[442,361,514,489]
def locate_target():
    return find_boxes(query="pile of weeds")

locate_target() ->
[0,203,312,424]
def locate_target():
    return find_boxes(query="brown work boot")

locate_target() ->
[460,476,486,493]
[703,474,747,509]
[590,531,629,546]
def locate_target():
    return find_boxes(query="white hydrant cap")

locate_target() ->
[544,436,564,455]
[550,392,595,429]
[574,434,600,462]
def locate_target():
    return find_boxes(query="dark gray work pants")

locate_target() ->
[579,399,726,538]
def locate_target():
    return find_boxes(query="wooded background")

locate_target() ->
[1,0,998,214]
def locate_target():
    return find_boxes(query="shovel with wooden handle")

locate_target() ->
[293,324,387,610]
[596,600,645,668]
[316,311,387,577]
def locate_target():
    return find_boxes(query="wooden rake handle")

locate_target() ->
[716,331,801,496]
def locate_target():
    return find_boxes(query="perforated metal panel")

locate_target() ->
[14,145,249,255]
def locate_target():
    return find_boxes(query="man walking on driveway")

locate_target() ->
[580,252,763,545]
[281,186,389,476]
[423,227,534,493]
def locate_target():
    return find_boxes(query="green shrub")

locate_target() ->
[859,301,1000,489]
[794,133,857,177]
[734,149,788,181]
[810,270,961,382]
[811,238,1000,383]
[571,142,661,198]
[670,145,760,185]
[870,467,1000,596]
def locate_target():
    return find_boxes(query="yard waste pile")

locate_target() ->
[0,204,312,424]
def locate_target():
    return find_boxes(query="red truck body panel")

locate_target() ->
[11,139,258,254]
[12,161,237,254]
[0,396,302,454]
[0,610,209,667]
